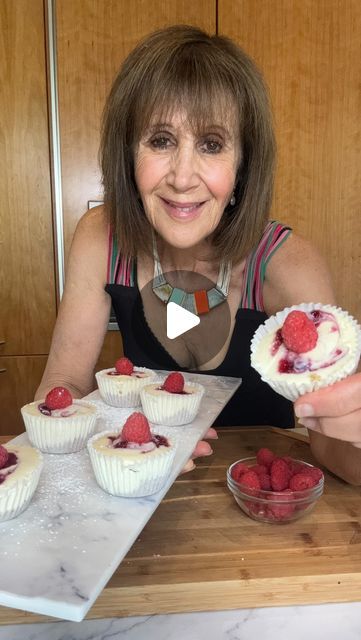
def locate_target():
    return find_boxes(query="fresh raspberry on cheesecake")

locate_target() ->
[140,373,205,426]
[95,359,156,408]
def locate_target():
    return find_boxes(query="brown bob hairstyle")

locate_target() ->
[100,24,276,263]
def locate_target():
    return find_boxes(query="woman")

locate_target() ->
[36,25,361,483]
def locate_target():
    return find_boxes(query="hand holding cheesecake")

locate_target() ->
[251,302,361,485]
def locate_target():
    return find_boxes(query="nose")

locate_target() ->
[166,142,200,192]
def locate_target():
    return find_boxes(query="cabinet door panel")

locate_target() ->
[0,356,48,435]
[219,0,361,319]
[0,0,56,355]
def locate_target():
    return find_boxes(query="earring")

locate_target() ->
[230,192,236,206]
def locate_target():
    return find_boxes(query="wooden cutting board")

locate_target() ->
[0,427,361,624]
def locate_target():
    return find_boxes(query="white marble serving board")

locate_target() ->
[0,372,241,622]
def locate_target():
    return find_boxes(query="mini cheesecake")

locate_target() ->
[0,444,43,522]
[95,366,156,407]
[140,374,205,426]
[21,398,97,454]
[251,303,361,401]
[87,418,175,497]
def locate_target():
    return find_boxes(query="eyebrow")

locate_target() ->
[146,122,233,139]
[146,123,173,133]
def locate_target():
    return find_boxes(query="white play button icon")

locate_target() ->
[166,302,200,340]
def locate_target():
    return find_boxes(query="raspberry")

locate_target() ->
[258,472,271,490]
[306,467,324,483]
[249,464,268,476]
[270,458,291,491]
[281,310,318,354]
[281,456,307,476]
[162,372,184,393]
[238,470,261,493]
[0,446,9,469]
[115,357,134,375]
[245,500,263,517]
[121,412,152,444]
[278,358,293,373]
[293,463,308,475]
[231,462,249,482]
[271,329,283,355]
[289,472,317,491]
[256,448,275,469]
[45,387,72,410]
[267,489,295,520]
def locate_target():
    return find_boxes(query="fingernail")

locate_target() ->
[205,448,213,457]
[298,417,318,429]
[295,403,314,418]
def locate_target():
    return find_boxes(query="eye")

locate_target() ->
[149,135,173,150]
[200,138,223,154]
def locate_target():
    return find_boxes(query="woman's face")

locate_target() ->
[134,110,240,252]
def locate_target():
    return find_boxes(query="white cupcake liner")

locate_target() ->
[95,367,156,408]
[21,401,97,454]
[0,449,43,522]
[251,303,361,401]
[87,430,176,497]
[140,381,205,426]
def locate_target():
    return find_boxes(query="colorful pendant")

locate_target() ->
[152,240,231,316]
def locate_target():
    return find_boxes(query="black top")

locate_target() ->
[105,283,295,429]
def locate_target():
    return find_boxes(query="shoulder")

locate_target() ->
[66,204,109,286]
[263,231,336,315]
[72,204,109,245]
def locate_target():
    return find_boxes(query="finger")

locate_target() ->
[295,372,361,418]
[179,459,196,475]
[191,440,213,459]
[299,408,361,442]
[203,427,218,440]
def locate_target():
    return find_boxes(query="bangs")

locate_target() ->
[132,46,242,141]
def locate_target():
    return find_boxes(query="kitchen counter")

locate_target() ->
[0,427,361,638]
[1,602,361,639]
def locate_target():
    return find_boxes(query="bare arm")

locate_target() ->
[264,232,361,485]
[35,206,111,400]
[263,232,336,314]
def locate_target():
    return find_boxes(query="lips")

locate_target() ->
[160,197,205,220]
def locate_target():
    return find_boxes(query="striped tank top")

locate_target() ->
[107,220,291,312]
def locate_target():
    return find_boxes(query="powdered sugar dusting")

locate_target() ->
[0,371,241,621]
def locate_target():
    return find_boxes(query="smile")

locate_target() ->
[160,197,206,220]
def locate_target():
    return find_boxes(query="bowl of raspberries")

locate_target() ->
[227,447,324,523]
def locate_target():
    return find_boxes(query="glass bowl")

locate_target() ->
[227,456,324,524]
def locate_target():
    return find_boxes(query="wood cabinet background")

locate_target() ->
[219,0,361,321]
[0,0,56,432]
[1,0,360,434]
